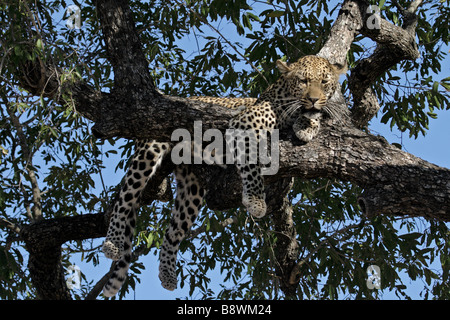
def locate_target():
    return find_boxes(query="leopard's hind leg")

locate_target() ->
[102,140,170,297]
[158,165,205,290]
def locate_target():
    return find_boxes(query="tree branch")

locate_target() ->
[266,178,300,297]
[3,96,43,221]
[18,213,108,299]
[194,120,450,222]
[278,123,449,221]
[348,0,421,127]
[318,0,363,66]
[94,0,155,93]
[0,217,21,234]
[318,0,422,128]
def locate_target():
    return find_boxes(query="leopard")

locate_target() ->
[101,55,347,297]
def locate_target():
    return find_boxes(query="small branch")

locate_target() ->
[85,261,115,300]
[4,98,43,221]
[86,243,151,300]
[391,0,405,12]
[0,217,21,234]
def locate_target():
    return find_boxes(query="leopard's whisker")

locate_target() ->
[279,101,303,121]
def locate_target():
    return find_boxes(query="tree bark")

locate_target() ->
[266,178,300,298]
[19,213,107,299]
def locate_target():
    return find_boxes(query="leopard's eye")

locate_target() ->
[321,79,328,84]
[299,78,307,84]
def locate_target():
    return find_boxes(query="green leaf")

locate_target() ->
[427,111,437,119]
[399,232,422,241]
[242,14,252,30]
[266,10,285,18]
[14,45,23,57]
[432,81,439,93]
[48,126,58,138]
[36,38,43,51]
[146,233,153,248]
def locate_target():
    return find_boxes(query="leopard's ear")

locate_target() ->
[331,61,347,76]
[276,59,292,74]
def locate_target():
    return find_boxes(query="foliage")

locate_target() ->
[0,0,449,300]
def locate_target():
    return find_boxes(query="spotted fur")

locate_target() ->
[101,56,346,297]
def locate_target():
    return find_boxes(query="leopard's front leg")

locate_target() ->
[293,111,322,142]
[229,102,276,218]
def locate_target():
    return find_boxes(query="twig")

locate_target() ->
[187,216,238,240]
[0,217,21,234]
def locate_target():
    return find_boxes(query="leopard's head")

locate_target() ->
[274,55,347,112]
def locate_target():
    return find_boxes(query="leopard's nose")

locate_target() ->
[309,97,319,105]
[309,97,321,109]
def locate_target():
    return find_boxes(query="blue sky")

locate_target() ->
[48,0,450,300]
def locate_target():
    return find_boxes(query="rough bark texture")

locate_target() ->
[10,0,449,299]
[19,213,108,299]
[266,178,299,297]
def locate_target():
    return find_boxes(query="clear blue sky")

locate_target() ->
[59,0,449,300]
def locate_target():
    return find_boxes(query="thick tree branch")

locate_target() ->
[18,213,107,299]
[276,122,449,221]
[317,0,363,66]
[348,0,421,127]
[194,120,450,222]
[94,0,154,92]
[318,0,422,128]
